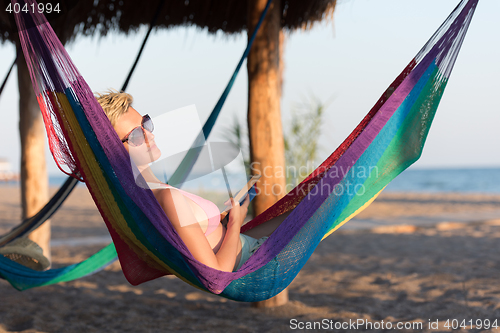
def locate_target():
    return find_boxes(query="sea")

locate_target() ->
[2,167,500,194]
[384,167,500,194]
[2,168,499,244]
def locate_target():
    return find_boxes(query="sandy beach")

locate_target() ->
[2,186,500,332]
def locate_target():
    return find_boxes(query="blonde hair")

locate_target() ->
[95,90,133,126]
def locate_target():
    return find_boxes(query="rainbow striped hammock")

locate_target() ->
[0,0,477,301]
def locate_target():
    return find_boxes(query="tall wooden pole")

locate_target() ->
[247,0,288,307]
[17,45,51,262]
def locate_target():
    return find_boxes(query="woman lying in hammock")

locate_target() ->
[96,91,284,272]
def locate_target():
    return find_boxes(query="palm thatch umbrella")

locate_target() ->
[0,0,337,306]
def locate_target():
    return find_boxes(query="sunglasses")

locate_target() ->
[121,114,154,147]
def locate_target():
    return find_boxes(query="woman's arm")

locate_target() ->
[213,197,249,270]
[155,189,248,272]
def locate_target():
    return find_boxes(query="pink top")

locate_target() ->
[148,182,221,236]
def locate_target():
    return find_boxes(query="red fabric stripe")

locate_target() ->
[242,58,417,232]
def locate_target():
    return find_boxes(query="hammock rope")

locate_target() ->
[121,0,166,92]
[0,56,16,98]
[0,175,77,246]
[167,0,274,187]
[0,0,478,302]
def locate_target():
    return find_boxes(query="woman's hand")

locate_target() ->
[227,195,250,229]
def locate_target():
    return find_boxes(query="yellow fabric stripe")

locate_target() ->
[321,186,386,240]
[49,93,177,274]
[51,92,207,292]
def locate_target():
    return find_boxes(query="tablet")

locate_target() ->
[221,174,261,218]
[233,174,261,204]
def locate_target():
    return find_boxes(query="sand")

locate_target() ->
[2,186,500,333]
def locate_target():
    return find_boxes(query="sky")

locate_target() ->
[0,0,499,176]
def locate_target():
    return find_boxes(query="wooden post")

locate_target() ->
[17,45,51,262]
[247,0,288,307]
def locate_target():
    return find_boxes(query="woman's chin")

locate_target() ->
[151,146,161,162]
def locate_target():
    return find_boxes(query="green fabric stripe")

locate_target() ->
[325,67,448,235]
[35,243,117,287]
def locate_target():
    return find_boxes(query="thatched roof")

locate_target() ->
[0,0,336,44]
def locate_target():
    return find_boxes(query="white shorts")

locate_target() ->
[235,234,268,271]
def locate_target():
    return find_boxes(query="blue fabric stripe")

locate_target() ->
[0,243,117,291]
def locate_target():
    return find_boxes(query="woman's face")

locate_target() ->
[114,107,161,167]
